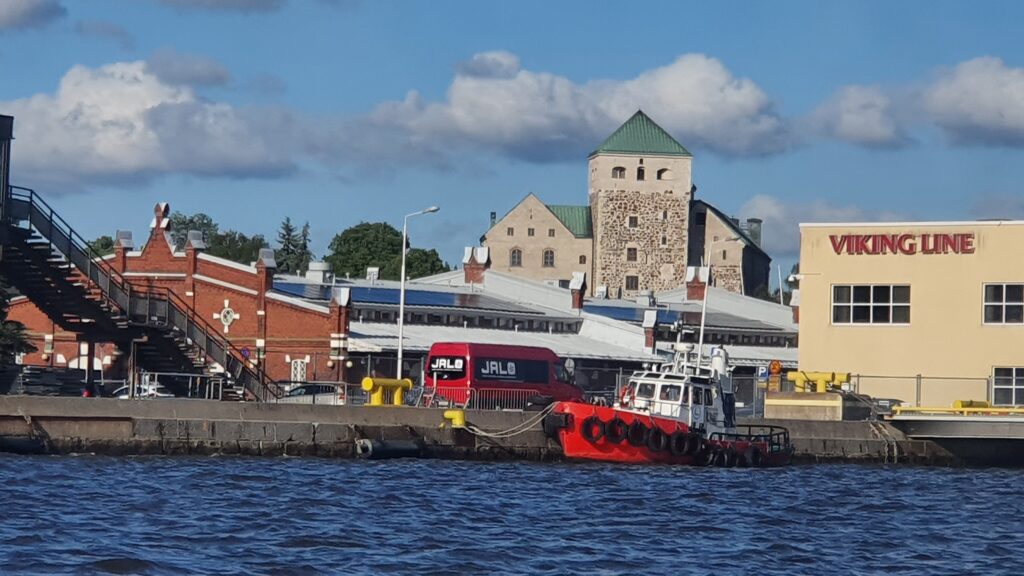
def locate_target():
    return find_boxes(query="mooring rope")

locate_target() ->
[463,403,558,439]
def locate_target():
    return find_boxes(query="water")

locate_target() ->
[1,455,1022,575]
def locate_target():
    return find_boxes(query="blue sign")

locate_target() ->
[241,347,251,359]
[756,366,768,381]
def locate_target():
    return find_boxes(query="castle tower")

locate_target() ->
[588,111,693,298]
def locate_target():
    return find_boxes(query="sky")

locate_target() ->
[2,0,1024,285]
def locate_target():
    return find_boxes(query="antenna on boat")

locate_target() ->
[695,264,710,368]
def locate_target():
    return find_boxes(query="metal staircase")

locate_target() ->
[0,186,282,401]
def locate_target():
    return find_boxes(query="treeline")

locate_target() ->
[88,214,450,281]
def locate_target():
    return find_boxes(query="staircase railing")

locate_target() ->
[5,185,282,401]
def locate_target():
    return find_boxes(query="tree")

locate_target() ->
[209,230,269,265]
[297,222,313,273]
[0,276,36,368]
[325,222,404,280]
[169,212,219,250]
[88,235,115,257]
[275,217,300,273]
[381,248,451,281]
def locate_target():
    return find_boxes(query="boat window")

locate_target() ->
[659,385,681,402]
[690,376,709,385]
[688,387,701,405]
[705,389,714,405]
[636,383,656,398]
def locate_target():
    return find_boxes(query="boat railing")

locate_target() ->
[708,424,791,453]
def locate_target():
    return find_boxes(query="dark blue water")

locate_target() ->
[1,455,1022,575]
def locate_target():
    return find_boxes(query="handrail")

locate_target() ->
[7,185,281,401]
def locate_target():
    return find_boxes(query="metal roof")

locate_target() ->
[590,110,692,158]
[546,205,592,238]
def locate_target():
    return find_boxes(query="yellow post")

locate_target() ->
[443,409,466,428]
[361,377,413,406]
[786,371,851,393]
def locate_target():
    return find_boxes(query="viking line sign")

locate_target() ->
[829,233,976,255]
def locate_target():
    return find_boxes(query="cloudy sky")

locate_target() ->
[2,0,1023,281]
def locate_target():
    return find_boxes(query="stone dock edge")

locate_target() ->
[0,397,957,465]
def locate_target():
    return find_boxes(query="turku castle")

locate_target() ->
[480,111,771,298]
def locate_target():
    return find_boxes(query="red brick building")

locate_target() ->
[10,203,351,385]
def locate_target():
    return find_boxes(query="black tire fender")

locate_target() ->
[626,420,649,447]
[580,416,605,443]
[669,431,688,456]
[647,427,669,453]
[604,418,628,444]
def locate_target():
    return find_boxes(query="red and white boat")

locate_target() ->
[544,344,793,467]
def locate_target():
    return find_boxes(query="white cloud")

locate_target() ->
[146,47,232,86]
[924,56,1024,147]
[3,61,294,186]
[74,20,136,50]
[0,0,65,30]
[809,85,908,148]
[340,52,791,165]
[739,194,903,258]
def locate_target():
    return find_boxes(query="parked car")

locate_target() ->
[111,385,175,399]
[276,383,345,405]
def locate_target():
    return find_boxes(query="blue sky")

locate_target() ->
[2,0,1024,283]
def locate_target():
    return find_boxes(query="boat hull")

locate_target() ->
[547,401,792,467]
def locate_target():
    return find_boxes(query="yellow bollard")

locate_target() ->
[786,371,851,393]
[361,377,413,406]
[443,409,466,428]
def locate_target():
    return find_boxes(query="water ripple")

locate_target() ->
[1,455,1024,574]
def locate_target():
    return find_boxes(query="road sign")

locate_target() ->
[241,347,250,359]
[769,359,782,375]
[756,366,768,381]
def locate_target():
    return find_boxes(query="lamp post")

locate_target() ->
[696,236,740,363]
[397,206,440,380]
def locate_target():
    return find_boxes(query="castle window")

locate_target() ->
[626,276,639,291]
[528,228,535,237]
[548,228,555,237]
[657,168,673,180]
[661,235,667,246]
[637,167,645,181]
[510,249,522,267]
[543,249,555,268]
[507,227,514,236]
[722,250,727,260]
[626,248,638,262]
[628,216,638,228]
[662,210,668,220]
[579,255,587,264]
[612,167,626,179]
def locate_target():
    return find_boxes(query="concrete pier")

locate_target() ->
[0,396,959,465]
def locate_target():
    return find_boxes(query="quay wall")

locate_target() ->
[0,396,958,465]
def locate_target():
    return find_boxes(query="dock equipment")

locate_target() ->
[786,371,850,393]
[361,377,413,406]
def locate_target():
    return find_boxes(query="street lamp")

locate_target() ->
[696,236,740,363]
[397,205,440,380]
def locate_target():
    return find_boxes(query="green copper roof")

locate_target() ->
[546,205,592,238]
[591,110,692,157]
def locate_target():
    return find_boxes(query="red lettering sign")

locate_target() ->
[828,233,975,255]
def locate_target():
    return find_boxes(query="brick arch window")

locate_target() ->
[509,248,522,267]
[657,168,673,180]
[612,166,626,179]
[542,249,555,268]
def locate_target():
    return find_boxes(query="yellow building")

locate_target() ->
[797,220,1024,407]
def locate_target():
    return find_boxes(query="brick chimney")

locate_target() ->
[685,266,711,300]
[642,309,658,354]
[112,230,133,273]
[463,247,490,284]
[569,272,587,310]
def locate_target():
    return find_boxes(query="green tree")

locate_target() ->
[208,230,269,265]
[0,276,36,368]
[325,222,404,279]
[381,249,451,281]
[297,222,313,273]
[88,235,116,257]
[275,217,300,273]
[169,212,219,250]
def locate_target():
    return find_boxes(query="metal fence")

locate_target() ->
[847,374,992,408]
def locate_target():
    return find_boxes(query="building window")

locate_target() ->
[628,216,638,228]
[626,248,638,262]
[662,210,668,220]
[510,249,522,267]
[832,284,910,325]
[612,166,626,179]
[528,228,535,237]
[290,358,308,383]
[661,235,667,246]
[625,276,639,291]
[542,249,555,267]
[506,227,514,236]
[984,284,1024,324]
[657,168,672,180]
[548,228,555,237]
[721,250,727,260]
[579,255,587,264]
[637,167,645,181]
[993,367,1024,405]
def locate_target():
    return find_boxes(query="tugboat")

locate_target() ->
[543,343,793,467]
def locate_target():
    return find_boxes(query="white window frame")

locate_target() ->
[290,358,308,382]
[983,283,1024,325]
[831,283,911,326]
[993,367,1024,406]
